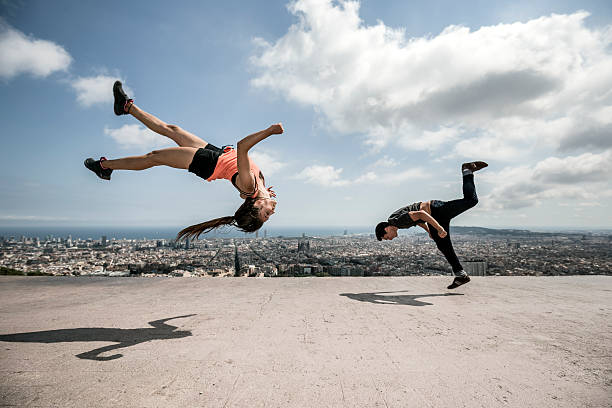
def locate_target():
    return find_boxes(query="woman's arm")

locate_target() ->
[409,210,447,238]
[235,123,284,193]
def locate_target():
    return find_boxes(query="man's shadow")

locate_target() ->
[340,291,463,306]
[0,314,195,361]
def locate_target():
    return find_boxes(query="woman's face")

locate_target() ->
[254,198,276,222]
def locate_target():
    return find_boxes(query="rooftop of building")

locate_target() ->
[0,275,610,407]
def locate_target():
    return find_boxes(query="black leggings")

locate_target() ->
[428,174,478,274]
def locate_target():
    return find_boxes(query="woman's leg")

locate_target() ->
[128,103,208,148]
[102,147,198,171]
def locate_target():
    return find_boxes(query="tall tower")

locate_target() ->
[234,243,241,276]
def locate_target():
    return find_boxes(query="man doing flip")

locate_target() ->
[375,161,488,289]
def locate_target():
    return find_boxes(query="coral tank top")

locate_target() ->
[206,147,262,198]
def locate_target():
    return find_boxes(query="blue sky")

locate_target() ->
[1,0,611,230]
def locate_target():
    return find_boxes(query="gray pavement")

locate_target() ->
[0,275,610,407]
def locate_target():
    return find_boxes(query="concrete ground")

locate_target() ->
[0,275,610,408]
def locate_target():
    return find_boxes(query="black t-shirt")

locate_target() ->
[388,202,425,229]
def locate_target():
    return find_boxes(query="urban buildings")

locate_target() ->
[1,228,610,278]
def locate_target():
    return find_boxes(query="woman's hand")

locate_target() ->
[438,229,447,238]
[267,186,276,198]
[268,123,284,135]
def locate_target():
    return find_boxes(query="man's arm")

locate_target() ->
[409,211,447,238]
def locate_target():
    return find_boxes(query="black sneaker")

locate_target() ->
[461,161,488,172]
[84,157,112,180]
[447,275,470,289]
[113,80,133,116]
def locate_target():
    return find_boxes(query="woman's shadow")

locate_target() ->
[339,291,463,306]
[0,314,195,361]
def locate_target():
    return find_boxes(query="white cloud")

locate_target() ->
[354,168,429,185]
[451,134,523,161]
[295,165,350,186]
[0,20,71,79]
[249,150,287,176]
[71,75,132,107]
[251,1,612,160]
[104,125,172,150]
[354,171,377,183]
[380,168,429,185]
[371,156,398,168]
[482,151,612,210]
[398,126,461,151]
[295,164,428,187]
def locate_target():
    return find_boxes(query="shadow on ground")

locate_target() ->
[339,291,463,306]
[0,314,195,361]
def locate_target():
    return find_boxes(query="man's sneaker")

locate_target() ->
[113,80,133,116]
[461,161,488,172]
[447,275,470,290]
[84,157,112,180]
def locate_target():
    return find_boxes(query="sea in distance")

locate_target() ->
[1,225,609,241]
[0,226,376,240]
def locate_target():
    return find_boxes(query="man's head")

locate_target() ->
[375,222,398,241]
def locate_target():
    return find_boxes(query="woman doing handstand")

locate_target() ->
[84,81,282,240]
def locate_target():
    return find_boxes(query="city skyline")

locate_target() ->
[2,0,612,230]
[2,228,610,279]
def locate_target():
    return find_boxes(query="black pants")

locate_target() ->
[428,174,478,275]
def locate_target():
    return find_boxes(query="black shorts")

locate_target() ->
[188,143,225,180]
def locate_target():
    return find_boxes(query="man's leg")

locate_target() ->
[436,162,485,220]
[430,217,470,289]
[430,219,464,275]
[440,173,478,220]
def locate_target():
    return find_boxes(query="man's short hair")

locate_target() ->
[375,222,390,241]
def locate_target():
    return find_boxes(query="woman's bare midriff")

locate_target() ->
[420,200,432,215]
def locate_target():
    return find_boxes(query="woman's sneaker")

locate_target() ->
[113,81,133,116]
[84,158,112,180]
[447,275,470,289]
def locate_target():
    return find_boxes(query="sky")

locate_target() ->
[1,0,611,231]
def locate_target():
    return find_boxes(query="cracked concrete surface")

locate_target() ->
[0,275,610,407]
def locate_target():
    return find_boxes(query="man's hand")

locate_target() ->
[438,229,447,238]
[268,123,284,135]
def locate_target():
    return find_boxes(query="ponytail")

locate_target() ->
[176,216,235,241]
[176,198,264,241]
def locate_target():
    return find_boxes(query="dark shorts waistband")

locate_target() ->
[188,143,224,180]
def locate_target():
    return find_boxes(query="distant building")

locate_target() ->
[298,240,311,253]
[464,259,488,276]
